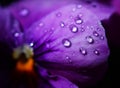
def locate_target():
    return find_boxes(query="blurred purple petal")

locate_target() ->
[49,75,78,88]
[8,0,74,29]
[8,0,114,30]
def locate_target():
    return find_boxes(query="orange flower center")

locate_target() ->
[16,57,34,72]
[13,44,34,73]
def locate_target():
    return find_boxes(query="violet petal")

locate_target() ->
[24,4,110,87]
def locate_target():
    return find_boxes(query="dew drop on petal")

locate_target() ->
[77,4,82,9]
[66,56,70,60]
[46,43,50,48]
[69,15,73,19]
[69,24,78,33]
[81,28,85,32]
[62,39,72,48]
[79,47,87,55]
[74,16,83,25]
[39,22,44,27]
[14,32,20,37]
[19,8,29,16]
[94,49,100,55]
[60,21,65,28]
[72,7,76,12]
[80,26,85,32]
[56,12,62,17]
[93,31,99,37]
[30,42,34,47]
[100,35,104,40]
[86,36,94,44]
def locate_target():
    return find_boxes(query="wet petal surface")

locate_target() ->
[24,4,110,87]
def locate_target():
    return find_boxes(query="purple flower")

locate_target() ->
[0,0,110,88]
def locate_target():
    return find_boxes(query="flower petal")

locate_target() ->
[9,0,73,29]
[25,4,109,87]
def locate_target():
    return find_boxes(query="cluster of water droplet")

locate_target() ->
[16,4,106,64]
[56,4,105,59]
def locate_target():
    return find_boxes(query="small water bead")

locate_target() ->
[69,15,73,19]
[62,39,72,48]
[90,26,95,30]
[80,25,85,32]
[69,24,78,33]
[100,35,104,40]
[77,4,82,9]
[78,13,83,17]
[66,56,70,60]
[30,42,34,47]
[72,7,76,12]
[79,47,87,55]
[86,36,94,44]
[65,56,72,63]
[19,8,29,16]
[14,32,20,37]
[39,22,44,27]
[81,28,85,32]
[94,49,100,55]
[74,16,83,25]
[56,12,62,17]
[93,31,99,37]
[46,43,50,48]
[60,21,65,28]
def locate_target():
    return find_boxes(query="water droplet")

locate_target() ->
[77,4,82,9]
[81,28,85,32]
[30,42,34,47]
[100,35,104,40]
[79,47,87,55]
[69,15,73,19]
[46,43,50,48]
[39,22,44,27]
[72,7,76,12]
[86,36,94,44]
[14,32,20,37]
[62,39,72,48]
[94,49,100,55]
[60,21,65,28]
[69,24,78,33]
[19,8,29,16]
[93,31,99,37]
[56,12,62,17]
[74,16,83,25]
[80,26,85,32]
[78,13,83,17]
[66,56,70,60]
[90,26,94,30]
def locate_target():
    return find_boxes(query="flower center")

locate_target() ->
[12,44,34,73]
